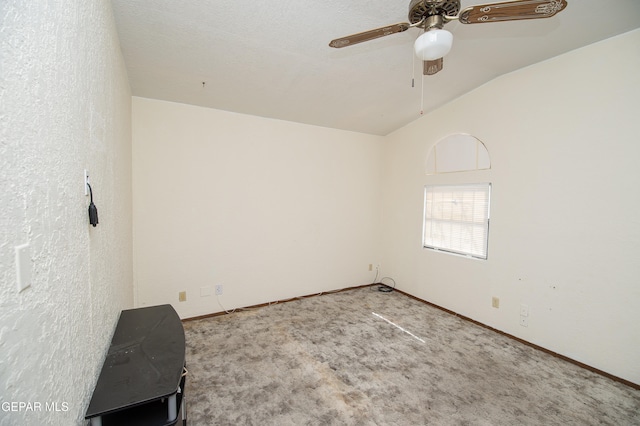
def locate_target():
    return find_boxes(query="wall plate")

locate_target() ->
[15,243,32,292]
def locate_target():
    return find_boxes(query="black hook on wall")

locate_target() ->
[87,183,99,227]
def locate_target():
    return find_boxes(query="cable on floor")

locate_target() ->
[216,294,237,314]
[377,277,396,293]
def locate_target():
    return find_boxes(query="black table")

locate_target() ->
[85,304,186,426]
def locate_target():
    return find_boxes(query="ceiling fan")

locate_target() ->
[329,0,568,76]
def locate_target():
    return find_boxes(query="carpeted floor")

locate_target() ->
[183,286,640,425]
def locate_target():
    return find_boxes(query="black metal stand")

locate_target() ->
[85,305,187,426]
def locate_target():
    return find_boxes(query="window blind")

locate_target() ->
[423,183,491,259]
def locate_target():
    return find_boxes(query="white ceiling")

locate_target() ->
[111,0,640,136]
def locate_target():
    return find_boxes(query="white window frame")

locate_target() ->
[422,183,491,260]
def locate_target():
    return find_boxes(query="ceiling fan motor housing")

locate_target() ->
[408,0,461,26]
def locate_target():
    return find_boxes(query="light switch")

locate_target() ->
[15,243,32,292]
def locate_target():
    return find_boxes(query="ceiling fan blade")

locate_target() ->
[459,0,568,24]
[424,59,443,75]
[329,22,410,48]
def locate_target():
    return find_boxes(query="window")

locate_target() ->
[426,133,490,175]
[423,183,491,259]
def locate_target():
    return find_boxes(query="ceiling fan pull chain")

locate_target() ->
[420,74,425,115]
[412,48,416,88]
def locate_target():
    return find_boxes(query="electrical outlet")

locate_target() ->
[520,316,529,327]
[368,264,373,271]
[179,291,186,302]
[520,303,529,317]
[492,297,500,309]
[215,284,223,295]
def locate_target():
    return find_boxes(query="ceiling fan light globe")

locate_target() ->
[414,29,453,61]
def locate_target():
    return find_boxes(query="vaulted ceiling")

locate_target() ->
[111,0,640,135]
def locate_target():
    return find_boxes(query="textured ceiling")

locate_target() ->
[111,0,640,135]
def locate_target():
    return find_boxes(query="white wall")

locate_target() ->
[132,98,384,318]
[0,1,133,424]
[381,29,640,384]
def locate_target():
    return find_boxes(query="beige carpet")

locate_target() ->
[183,286,640,425]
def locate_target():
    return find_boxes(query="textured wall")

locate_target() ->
[381,30,640,384]
[0,1,132,425]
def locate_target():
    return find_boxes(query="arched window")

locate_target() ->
[426,133,490,175]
